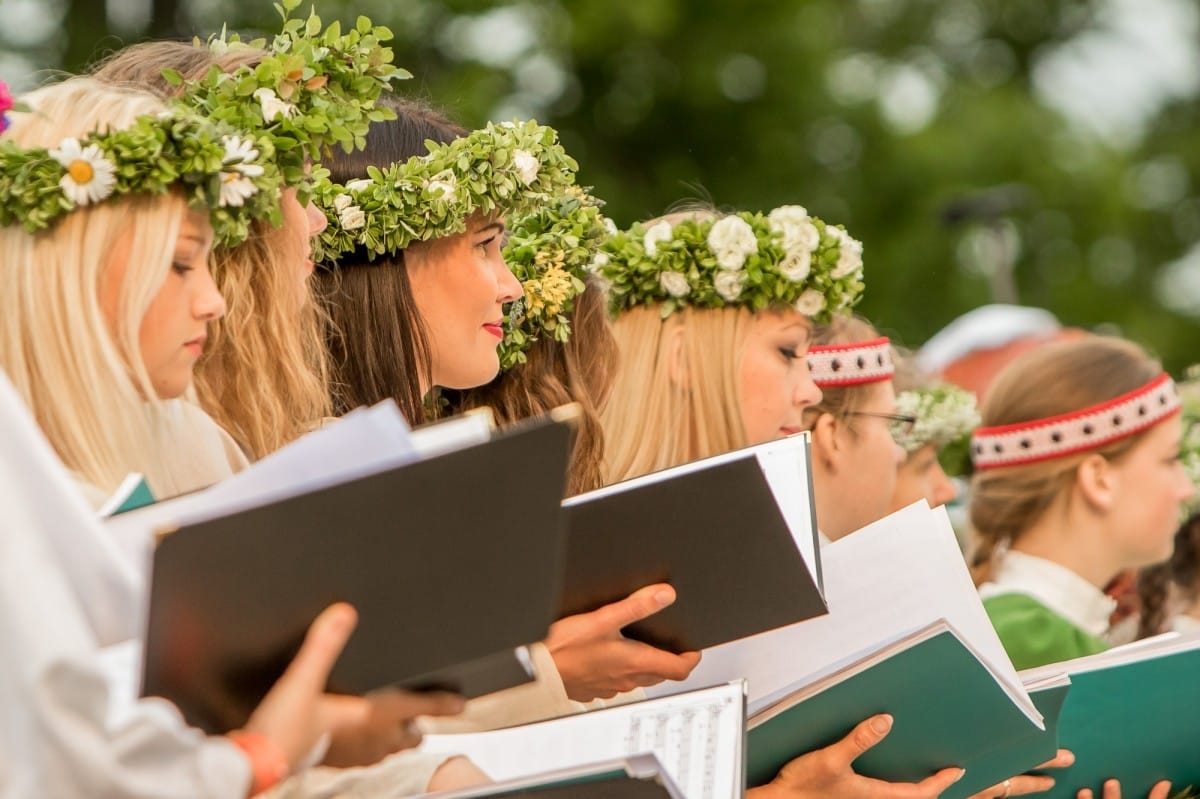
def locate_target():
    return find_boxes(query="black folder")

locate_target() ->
[142,416,572,733]
[559,438,825,653]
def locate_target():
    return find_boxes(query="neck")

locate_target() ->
[1009,501,1121,589]
[812,460,855,542]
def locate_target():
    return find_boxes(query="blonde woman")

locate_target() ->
[90,12,400,460]
[598,208,984,798]
[970,337,1193,670]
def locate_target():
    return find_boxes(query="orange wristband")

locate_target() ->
[228,731,289,796]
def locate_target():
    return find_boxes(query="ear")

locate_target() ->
[810,412,845,472]
[1074,452,1117,513]
[664,322,690,392]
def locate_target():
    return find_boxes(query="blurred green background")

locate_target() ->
[6,0,1200,367]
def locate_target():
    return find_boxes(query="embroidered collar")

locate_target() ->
[979,550,1116,637]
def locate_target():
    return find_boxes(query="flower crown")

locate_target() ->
[970,373,1180,471]
[807,337,894,387]
[892,384,981,454]
[598,205,864,323]
[0,99,281,244]
[312,120,581,262]
[172,0,407,203]
[498,186,611,370]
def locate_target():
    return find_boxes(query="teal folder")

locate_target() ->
[1034,644,1200,798]
[746,624,1047,788]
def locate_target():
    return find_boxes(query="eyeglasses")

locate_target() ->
[844,411,917,438]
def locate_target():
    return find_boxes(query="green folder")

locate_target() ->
[99,473,156,517]
[1032,643,1200,798]
[746,623,1048,788]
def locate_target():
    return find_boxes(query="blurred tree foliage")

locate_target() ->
[27,0,1200,367]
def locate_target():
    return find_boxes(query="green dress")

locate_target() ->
[984,592,1109,671]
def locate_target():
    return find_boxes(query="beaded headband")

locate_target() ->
[807,337,895,387]
[970,373,1180,470]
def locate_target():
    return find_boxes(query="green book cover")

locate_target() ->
[746,628,1046,788]
[942,681,1070,799]
[1039,647,1200,798]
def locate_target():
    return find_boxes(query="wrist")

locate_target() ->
[228,730,290,796]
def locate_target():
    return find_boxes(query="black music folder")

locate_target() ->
[142,415,572,733]
[559,434,825,653]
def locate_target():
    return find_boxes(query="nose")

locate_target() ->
[194,267,227,322]
[305,199,328,237]
[496,253,523,304]
[793,356,823,408]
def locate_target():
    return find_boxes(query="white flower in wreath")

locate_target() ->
[643,220,673,256]
[218,172,258,207]
[603,216,618,236]
[713,270,745,302]
[794,288,827,317]
[50,138,117,206]
[659,270,691,298]
[333,194,353,213]
[769,207,821,254]
[707,216,758,271]
[425,172,458,201]
[511,149,540,185]
[345,178,373,193]
[828,227,864,278]
[338,204,366,231]
[588,252,610,272]
[253,88,297,123]
[220,136,264,178]
[778,248,812,283]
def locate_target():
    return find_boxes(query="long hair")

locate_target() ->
[968,336,1162,585]
[92,40,333,460]
[315,96,466,424]
[602,304,752,483]
[0,78,189,495]
[449,278,617,495]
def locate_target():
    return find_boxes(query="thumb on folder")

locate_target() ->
[545,583,702,702]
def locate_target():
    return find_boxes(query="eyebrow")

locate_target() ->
[473,221,506,237]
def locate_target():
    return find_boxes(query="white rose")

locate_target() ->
[830,229,863,278]
[778,249,812,282]
[659,270,691,298]
[603,217,618,235]
[345,178,373,193]
[333,194,353,212]
[643,220,673,256]
[253,88,296,122]
[794,289,827,317]
[338,205,366,230]
[713,270,745,302]
[768,205,809,229]
[425,172,457,200]
[707,216,757,271]
[511,149,539,185]
[588,252,610,272]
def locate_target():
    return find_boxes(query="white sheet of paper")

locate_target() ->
[420,682,746,799]
[648,502,1038,726]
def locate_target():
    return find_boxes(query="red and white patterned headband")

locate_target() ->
[807,337,895,387]
[970,373,1180,470]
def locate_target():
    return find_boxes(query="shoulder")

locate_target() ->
[984,593,1108,670]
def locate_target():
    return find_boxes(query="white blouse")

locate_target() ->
[978,550,1116,637]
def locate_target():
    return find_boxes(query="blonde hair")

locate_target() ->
[602,304,751,483]
[0,77,189,494]
[92,40,332,459]
[967,335,1162,584]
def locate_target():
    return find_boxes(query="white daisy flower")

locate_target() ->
[221,136,264,178]
[218,172,258,207]
[50,138,117,206]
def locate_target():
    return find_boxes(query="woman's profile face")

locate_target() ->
[279,186,327,308]
[890,442,958,512]
[736,309,823,445]
[103,209,224,399]
[406,215,523,390]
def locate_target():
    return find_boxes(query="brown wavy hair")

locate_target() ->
[447,278,617,495]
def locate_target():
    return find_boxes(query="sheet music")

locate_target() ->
[420,682,746,799]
